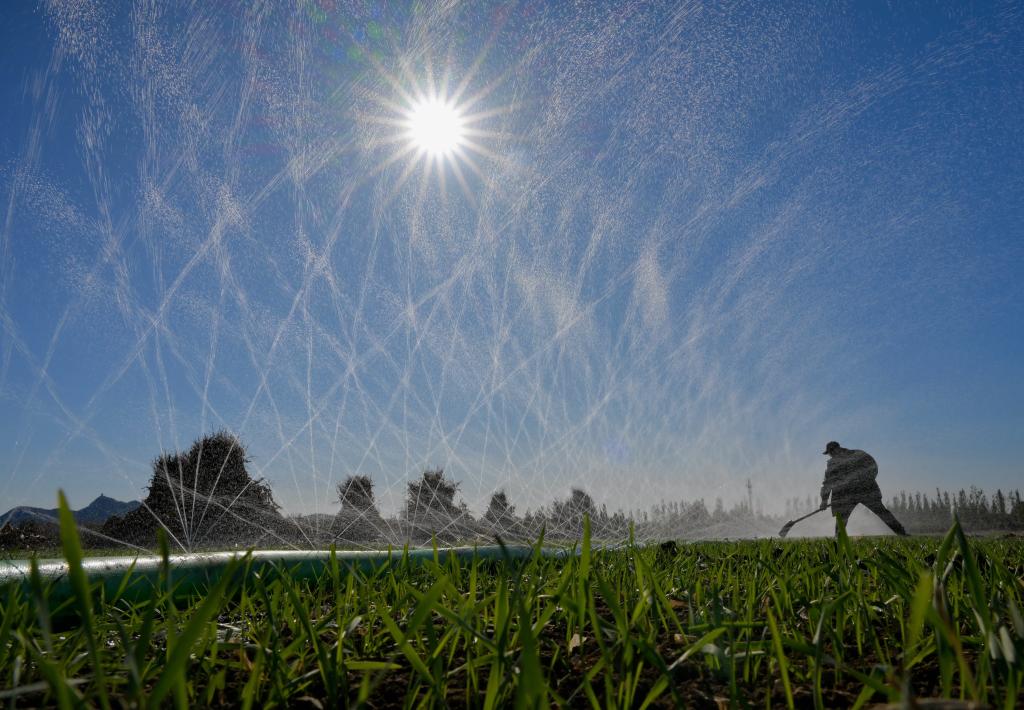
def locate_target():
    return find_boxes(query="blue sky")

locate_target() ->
[1,0,1021,522]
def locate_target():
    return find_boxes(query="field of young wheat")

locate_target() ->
[1,504,1022,708]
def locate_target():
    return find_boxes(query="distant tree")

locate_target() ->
[406,468,461,518]
[690,499,710,527]
[102,431,282,549]
[338,475,375,509]
[1012,491,1024,525]
[521,508,545,538]
[483,490,518,530]
[993,489,1007,516]
[333,474,387,544]
[548,488,597,539]
[402,468,479,543]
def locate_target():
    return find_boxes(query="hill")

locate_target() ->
[0,494,139,527]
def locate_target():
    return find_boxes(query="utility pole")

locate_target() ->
[746,478,753,513]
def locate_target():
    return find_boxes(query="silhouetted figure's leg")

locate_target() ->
[862,497,908,536]
[832,502,855,537]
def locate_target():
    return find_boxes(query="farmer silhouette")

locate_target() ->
[819,441,908,536]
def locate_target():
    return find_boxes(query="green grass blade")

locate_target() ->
[905,570,933,665]
[20,632,76,710]
[767,605,795,710]
[57,489,111,710]
[513,588,549,710]
[379,609,436,688]
[147,562,236,709]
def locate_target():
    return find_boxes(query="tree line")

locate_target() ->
[5,432,1020,551]
[91,432,633,549]
[886,487,1024,534]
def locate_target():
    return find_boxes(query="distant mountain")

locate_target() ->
[75,494,141,524]
[0,495,140,527]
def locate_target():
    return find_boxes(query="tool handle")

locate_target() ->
[793,508,825,525]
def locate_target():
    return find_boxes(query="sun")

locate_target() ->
[363,67,510,200]
[404,97,466,157]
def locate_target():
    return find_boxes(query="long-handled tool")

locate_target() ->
[778,508,825,538]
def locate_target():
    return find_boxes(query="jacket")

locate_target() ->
[820,448,879,505]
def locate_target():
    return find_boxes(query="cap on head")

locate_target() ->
[823,441,840,455]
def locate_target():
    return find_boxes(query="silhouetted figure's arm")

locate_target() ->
[819,458,839,510]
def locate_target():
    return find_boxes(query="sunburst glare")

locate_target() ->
[370,79,507,202]
[405,97,466,157]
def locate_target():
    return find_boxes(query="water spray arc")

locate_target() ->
[0,0,1019,550]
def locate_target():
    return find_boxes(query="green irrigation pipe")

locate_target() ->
[0,545,568,613]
